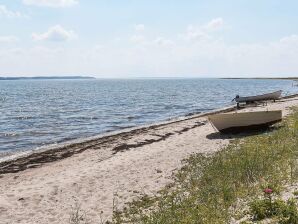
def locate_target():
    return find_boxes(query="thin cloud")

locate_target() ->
[32,25,77,42]
[181,18,224,42]
[182,25,210,41]
[0,5,27,18]
[134,24,145,32]
[280,35,298,44]
[204,17,224,31]
[23,0,78,8]
[154,37,174,47]
[0,36,19,43]
[130,34,146,44]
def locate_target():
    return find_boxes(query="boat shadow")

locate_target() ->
[206,125,283,140]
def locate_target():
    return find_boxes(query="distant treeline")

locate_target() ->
[0,76,96,81]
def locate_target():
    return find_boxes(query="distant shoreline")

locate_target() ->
[1,76,298,81]
[220,77,298,80]
[0,76,96,81]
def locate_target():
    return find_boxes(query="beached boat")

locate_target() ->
[234,90,282,103]
[208,110,282,133]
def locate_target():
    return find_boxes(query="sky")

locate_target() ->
[0,0,298,78]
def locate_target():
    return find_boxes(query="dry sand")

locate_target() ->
[1,97,298,224]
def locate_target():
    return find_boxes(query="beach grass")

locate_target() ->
[111,107,298,223]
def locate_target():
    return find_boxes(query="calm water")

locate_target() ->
[0,78,297,155]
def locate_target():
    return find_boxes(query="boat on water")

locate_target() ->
[208,110,282,133]
[234,90,282,103]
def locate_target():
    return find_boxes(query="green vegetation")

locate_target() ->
[249,188,298,223]
[112,108,298,223]
[250,197,298,223]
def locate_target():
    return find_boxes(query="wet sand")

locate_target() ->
[0,96,298,224]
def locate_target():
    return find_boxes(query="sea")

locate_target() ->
[0,78,297,156]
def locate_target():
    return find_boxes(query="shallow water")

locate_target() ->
[0,78,297,155]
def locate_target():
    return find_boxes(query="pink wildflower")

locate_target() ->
[264,188,273,194]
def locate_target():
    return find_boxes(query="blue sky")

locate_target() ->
[0,0,298,77]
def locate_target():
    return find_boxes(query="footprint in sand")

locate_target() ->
[0,206,8,213]
[6,194,15,198]
[51,186,59,195]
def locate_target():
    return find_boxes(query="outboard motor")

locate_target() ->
[232,95,240,102]
[232,95,240,109]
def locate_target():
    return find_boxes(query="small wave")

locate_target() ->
[163,105,187,110]
[0,97,6,102]
[1,132,20,137]
[185,112,201,116]
[65,116,102,120]
[164,105,172,109]
[126,115,141,120]
[107,125,135,130]
[10,116,35,120]
[27,131,58,136]
[194,108,215,112]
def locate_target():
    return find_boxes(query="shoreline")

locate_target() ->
[0,104,236,174]
[2,93,298,169]
[1,95,298,223]
[3,92,298,169]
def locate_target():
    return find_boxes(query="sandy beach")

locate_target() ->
[1,96,298,224]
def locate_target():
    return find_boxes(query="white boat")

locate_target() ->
[234,90,282,103]
[208,110,282,133]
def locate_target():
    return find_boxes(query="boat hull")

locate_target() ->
[208,110,282,134]
[235,90,282,103]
